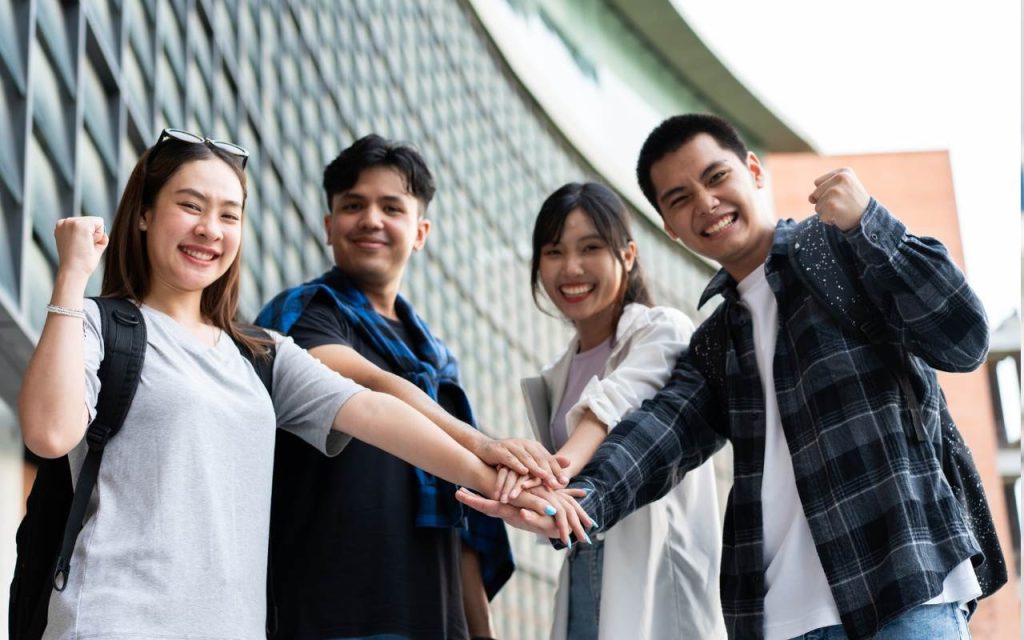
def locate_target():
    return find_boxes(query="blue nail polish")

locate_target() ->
[567,538,573,550]
[544,505,557,517]
[584,532,592,544]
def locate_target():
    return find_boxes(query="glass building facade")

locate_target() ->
[0,0,810,635]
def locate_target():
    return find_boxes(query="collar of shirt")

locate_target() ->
[697,219,797,309]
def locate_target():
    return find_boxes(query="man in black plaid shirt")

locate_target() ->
[459,114,1001,639]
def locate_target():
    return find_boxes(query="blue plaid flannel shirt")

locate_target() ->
[570,201,990,639]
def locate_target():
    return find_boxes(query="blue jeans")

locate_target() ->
[793,603,971,639]
[566,538,605,640]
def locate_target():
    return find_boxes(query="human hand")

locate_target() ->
[808,168,871,231]
[465,485,592,546]
[475,437,569,489]
[54,216,109,278]
[493,466,543,503]
[457,487,561,537]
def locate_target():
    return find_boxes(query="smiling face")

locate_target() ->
[651,133,775,281]
[324,165,430,290]
[538,208,636,340]
[140,157,244,302]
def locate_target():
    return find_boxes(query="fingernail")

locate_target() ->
[544,505,557,516]
[566,538,573,550]
[590,520,600,530]
[584,532,592,544]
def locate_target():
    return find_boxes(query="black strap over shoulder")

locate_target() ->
[53,297,147,591]
[787,216,888,341]
[787,216,927,442]
[231,324,275,396]
[228,323,277,638]
[787,215,1006,600]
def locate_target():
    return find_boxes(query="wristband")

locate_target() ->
[46,303,86,320]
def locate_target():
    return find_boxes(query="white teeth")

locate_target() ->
[704,214,736,236]
[560,284,594,296]
[182,247,216,261]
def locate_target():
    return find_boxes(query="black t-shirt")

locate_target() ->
[270,291,468,639]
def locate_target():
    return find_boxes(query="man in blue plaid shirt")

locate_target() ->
[459,114,1001,639]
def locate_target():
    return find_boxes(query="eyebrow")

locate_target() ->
[546,233,605,246]
[338,192,409,204]
[174,188,243,210]
[657,160,730,205]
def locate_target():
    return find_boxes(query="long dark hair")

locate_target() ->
[530,182,654,323]
[101,139,270,357]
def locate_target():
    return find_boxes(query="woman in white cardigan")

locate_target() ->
[507,182,725,640]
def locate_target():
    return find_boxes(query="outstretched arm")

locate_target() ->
[494,308,694,503]
[570,368,725,534]
[472,349,726,538]
[331,390,587,544]
[312,343,566,487]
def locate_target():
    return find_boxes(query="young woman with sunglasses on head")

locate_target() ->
[479,182,726,639]
[17,130,586,638]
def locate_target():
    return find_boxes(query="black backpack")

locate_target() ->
[8,297,276,640]
[786,216,1007,601]
[690,216,1007,602]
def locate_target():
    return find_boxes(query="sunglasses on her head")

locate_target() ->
[153,128,250,168]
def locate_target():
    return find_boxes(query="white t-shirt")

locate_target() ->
[44,300,364,639]
[737,266,980,640]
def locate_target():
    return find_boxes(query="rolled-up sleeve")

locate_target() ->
[570,348,726,535]
[567,307,694,433]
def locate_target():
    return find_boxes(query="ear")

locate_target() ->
[139,211,150,231]
[323,212,333,245]
[747,151,765,188]
[413,216,431,252]
[622,240,638,272]
[662,219,679,241]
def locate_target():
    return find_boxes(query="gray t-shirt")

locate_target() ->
[43,300,364,639]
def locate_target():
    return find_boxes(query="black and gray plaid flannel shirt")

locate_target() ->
[571,201,990,639]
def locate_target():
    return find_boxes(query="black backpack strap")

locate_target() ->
[227,324,277,637]
[788,216,927,442]
[54,298,147,590]
[230,324,275,396]
[787,216,1004,600]
[688,306,731,429]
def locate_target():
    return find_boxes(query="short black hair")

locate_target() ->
[322,134,436,213]
[635,113,749,214]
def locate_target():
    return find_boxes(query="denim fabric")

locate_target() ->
[793,603,970,640]
[567,538,605,640]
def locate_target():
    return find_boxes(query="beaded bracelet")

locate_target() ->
[46,303,86,320]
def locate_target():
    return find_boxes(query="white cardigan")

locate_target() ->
[521,303,725,640]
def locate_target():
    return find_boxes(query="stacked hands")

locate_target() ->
[462,438,592,545]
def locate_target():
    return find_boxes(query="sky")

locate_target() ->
[676,0,1022,326]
